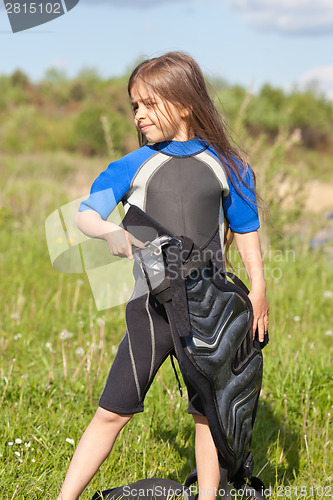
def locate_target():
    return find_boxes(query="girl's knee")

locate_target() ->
[95,407,133,427]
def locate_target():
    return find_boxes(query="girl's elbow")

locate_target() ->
[75,209,103,235]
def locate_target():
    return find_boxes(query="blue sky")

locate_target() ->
[1,0,333,97]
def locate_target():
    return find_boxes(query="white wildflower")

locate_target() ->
[14,451,20,457]
[24,442,31,448]
[96,317,104,327]
[14,333,22,340]
[31,458,35,463]
[8,442,13,446]
[65,438,75,445]
[15,438,22,444]
[293,316,301,322]
[325,330,332,336]
[323,290,333,299]
[75,347,85,357]
[59,329,73,340]
[11,312,19,320]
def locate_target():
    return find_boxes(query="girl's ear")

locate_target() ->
[180,107,190,118]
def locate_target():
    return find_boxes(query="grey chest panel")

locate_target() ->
[144,156,222,247]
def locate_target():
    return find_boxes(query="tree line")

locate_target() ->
[0,67,332,156]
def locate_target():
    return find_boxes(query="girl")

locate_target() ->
[57,51,269,500]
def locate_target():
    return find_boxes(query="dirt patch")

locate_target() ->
[304,180,333,213]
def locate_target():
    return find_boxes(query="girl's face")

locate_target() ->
[130,82,191,143]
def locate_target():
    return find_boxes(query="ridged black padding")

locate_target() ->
[182,266,263,479]
[121,206,266,495]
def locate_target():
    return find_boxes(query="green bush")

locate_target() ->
[72,104,134,156]
[10,69,30,89]
[69,81,86,102]
[0,75,11,111]
[39,68,71,106]
[216,85,247,124]
[1,106,46,153]
[287,91,333,149]
[245,84,289,133]
[0,105,73,153]
[72,104,108,156]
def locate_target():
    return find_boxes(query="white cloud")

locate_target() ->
[298,65,333,99]
[231,0,333,35]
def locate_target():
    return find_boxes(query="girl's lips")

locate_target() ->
[140,124,151,132]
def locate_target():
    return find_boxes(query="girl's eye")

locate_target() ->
[145,101,155,108]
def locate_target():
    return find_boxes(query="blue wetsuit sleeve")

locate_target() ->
[78,157,131,220]
[223,165,260,233]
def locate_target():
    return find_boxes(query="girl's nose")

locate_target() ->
[135,104,147,120]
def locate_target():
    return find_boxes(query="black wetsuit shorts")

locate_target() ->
[99,272,204,416]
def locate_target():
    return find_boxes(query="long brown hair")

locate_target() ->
[128,51,257,261]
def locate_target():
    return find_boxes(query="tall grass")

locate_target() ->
[0,215,332,499]
[0,128,332,498]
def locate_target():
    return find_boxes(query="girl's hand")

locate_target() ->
[248,290,269,342]
[104,227,145,259]
[75,210,145,259]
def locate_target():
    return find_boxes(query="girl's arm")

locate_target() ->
[75,210,145,259]
[233,231,269,342]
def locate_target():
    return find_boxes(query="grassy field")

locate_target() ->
[0,151,332,499]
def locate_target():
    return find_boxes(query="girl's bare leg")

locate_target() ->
[57,407,133,500]
[193,415,231,499]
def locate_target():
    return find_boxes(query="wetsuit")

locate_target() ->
[79,137,259,415]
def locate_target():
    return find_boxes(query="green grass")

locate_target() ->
[0,152,332,499]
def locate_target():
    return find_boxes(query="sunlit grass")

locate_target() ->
[0,220,332,499]
[0,144,332,499]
